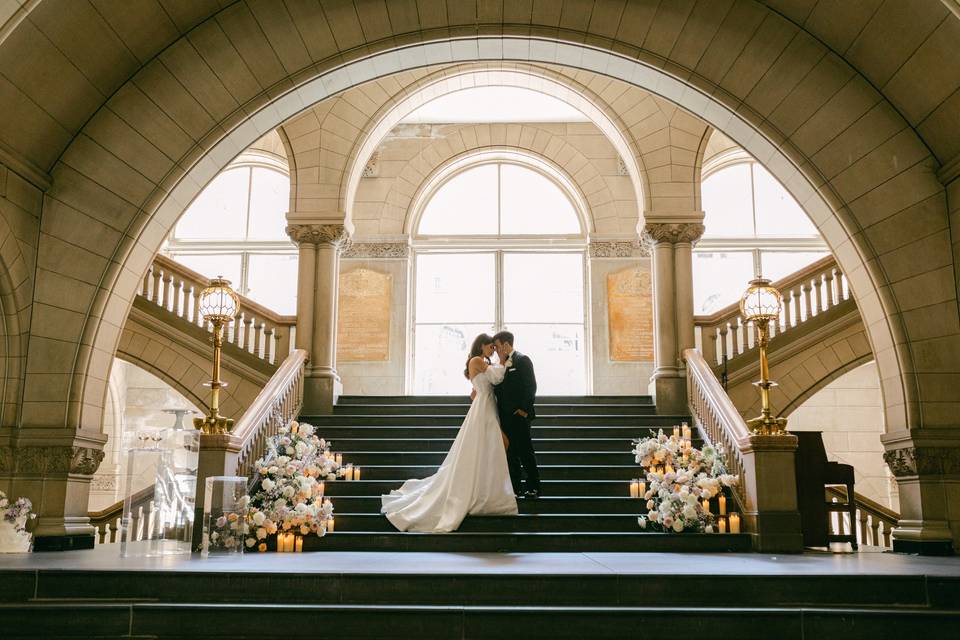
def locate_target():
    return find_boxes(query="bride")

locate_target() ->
[381,333,518,532]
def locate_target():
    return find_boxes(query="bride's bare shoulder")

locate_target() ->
[468,356,489,371]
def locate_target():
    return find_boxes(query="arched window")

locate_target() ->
[164,155,298,315]
[694,160,828,315]
[411,155,588,395]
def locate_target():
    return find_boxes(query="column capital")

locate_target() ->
[285,223,350,247]
[641,222,705,246]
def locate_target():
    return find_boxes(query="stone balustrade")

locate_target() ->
[827,486,899,550]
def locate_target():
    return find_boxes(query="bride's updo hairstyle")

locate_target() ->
[464,333,494,379]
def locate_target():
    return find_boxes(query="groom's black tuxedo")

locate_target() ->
[494,350,541,495]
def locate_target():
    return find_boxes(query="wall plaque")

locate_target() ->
[607,267,653,361]
[337,268,392,362]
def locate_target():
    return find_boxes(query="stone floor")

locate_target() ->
[3,546,959,577]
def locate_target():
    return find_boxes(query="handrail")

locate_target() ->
[141,255,296,365]
[684,348,749,508]
[694,256,851,366]
[826,485,899,549]
[89,485,152,545]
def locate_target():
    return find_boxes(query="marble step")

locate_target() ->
[335,465,641,481]
[323,480,638,497]
[337,451,637,466]
[302,414,688,427]
[325,437,642,452]
[326,496,646,514]
[333,403,658,416]
[319,426,689,439]
[337,395,654,405]
[334,513,647,533]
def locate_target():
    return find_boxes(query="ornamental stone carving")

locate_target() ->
[641,222,705,246]
[286,224,350,247]
[883,446,960,477]
[0,445,104,476]
[342,242,410,259]
[71,446,105,475]
[589,240,649,258]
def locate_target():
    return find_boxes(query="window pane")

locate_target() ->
[246,253,298,315]
[413,323,495,395]
[504,323,586,395]
[503,253,583,323]
[499,164,581,235]
[415,253,495,323]
[175,168,249,240]
[760,251,829,283]
[753,164,819,236]
[418,165,498,235]
[702,163,755,237]
[168,253,243,290]
[247,167,290,240]
[692,251,755,314]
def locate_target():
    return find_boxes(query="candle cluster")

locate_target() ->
[276,532,304,552]
[632,426,737,533]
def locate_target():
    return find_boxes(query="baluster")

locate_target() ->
[172,278,183,318]
[836,269,846,300]
[161,274,173,311]
[824,268,836,307]
[869,515,880,547]
[801,283,812,322]
[111,518,120,543]
[782,290,793,328]
[858,509,868,545]
[245,316,255,353]
[151,268,162,304]
[141,265,152,297]
[274,329,291,363]
[730,318,741,356]
[253,321,264,358]
[792,287,802,326]
[813,274,824,314]
[264,327,275,364]
[192,287,202,325]
[882,523,892,549]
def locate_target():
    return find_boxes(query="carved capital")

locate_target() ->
[341,242,410,259]
[0,445,104,476]
[641,222,705,246]
[588,240,650,258]
[71,446,105,475]
[286,224,350,248]
[883,446,960,477]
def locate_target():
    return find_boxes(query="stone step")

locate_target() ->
[340,465,641,481]
[337,395,654,405]
[335,513,647,533]
[327,496,645,514]
[323,480,637,497]
[303,414,688,427]
[338,451,637,466]
[326,438,642,452]
[320,426,686,439]
[334,403,658,416]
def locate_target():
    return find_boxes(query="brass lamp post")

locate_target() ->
[739,276,788,435]
[193,276,240,434]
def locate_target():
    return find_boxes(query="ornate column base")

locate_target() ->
[883,430,959,555]
[303,369,342,415]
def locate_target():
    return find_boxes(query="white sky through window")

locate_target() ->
[402,87,590,123]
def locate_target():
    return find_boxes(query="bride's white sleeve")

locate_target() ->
[484,365,506,385]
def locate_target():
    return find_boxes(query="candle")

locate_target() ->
[354,466,362,481]
[681,452,689,464]
[719,495,727,515]
[718,516,727,533]
[664,464,674,475]
[638,481,646,496]
[295,536,303,553]
[701,499,710,513]
[335,453,343,466]
[630,480,640,498]
[327,518,335,533]
[672,426,680,439]
[729,513,741,534]
[345,464,354,481]
[318,481,325,497]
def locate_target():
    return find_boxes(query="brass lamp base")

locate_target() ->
[746,415,788,436]
[193,414,235,434]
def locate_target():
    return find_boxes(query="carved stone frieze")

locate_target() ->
[341,242,410,259]
[71,446,105,475]
[91,474,118,492]
[641,222,705,246]
[286,224,350,248]
[361,151,380,178]
[589,240,649,258]
[0,445,105,476]
[883,446,960,477]
[0,446,11,473]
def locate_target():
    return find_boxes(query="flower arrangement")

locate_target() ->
[0,490,36,552]
[207,495,251,552]
[633,429,736,533]
[245,420,337,552]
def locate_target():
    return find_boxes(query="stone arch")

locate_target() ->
[6,5,953,455]
[0,205,33,428]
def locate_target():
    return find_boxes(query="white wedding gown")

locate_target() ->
[381,365,518,532]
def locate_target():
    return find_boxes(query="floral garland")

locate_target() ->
[1,491,34,535]
[244,421,337,551]
[632,429,736,533]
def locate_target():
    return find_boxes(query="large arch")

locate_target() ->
[2,1,958,543]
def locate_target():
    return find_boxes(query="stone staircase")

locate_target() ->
[303,395,749,552]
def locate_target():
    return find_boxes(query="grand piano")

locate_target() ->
[794,430,858,549]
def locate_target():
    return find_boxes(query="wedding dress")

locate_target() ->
[381,365,518,532]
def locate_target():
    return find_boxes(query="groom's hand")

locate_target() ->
[514,409,528,418]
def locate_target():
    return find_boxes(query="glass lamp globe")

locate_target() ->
[197,276,239,324]
[739,276,782,324]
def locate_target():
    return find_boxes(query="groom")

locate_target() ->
[493,331,541,499]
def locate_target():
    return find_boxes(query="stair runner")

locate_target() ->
[300,395,749,552]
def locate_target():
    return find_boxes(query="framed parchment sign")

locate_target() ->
[337,268,392,362]
[607,267,653,361]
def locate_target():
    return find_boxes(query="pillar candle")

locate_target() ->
[672,426,680,439]
[327,518,335,533]
[638,481,646,496]
[719,495,727,515]
[718,516,727,533]
[335,453,343,466]
[729,513,741,534]
[354,466,362,481]
[665,464,674,475]
[701,499,710,513]
[630,480,639,498]
[345,464,354,481]
[295,536,303,553]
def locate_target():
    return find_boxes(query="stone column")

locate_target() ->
[286,224,350,414]
[882,431,959,555]
[642,222,704,414]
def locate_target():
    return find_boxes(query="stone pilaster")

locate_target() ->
[641,221,704,414]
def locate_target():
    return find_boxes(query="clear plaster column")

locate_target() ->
[642,222,704,414]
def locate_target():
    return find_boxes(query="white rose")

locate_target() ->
[285,446,295,455]
[245,538,256,548]
[648,511,659,522]
[283,486,296,498]
[252,511,266,526]
[261,479,275,492]
[645,499,654,510]
[256,527,267,540]
[672,519,684,533]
